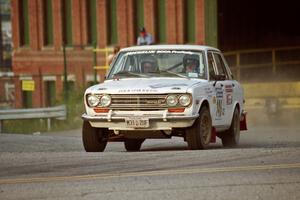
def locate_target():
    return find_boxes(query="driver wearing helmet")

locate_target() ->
[141,56,158,73]
[183,54,199,73]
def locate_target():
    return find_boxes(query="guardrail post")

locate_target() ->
[47,118,51,131]
[0,120,2,133]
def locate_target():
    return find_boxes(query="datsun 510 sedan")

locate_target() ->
[82,45,247,152]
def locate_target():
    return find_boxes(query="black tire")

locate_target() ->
[82,121,108,152]
[124,139,145,152]
[221,107,240,147]
[186,106,212,150]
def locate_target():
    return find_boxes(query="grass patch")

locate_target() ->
[2,119,50,134]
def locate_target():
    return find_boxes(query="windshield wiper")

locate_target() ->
[113,71,149,78]
[159,70,189,79]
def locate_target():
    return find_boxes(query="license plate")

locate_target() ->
[125,117,149,128]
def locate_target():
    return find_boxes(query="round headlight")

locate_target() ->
[166,95,178,107]
[87,94,99,107]
[179,95,191,107]
[99,94,111,107]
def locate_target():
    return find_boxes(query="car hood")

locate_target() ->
[86,78,207,94]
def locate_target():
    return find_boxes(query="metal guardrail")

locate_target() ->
[223,46,300,82]
[0,105,67,133]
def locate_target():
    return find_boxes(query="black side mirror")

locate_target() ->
[215,74,226,81]
[213,74,226,87]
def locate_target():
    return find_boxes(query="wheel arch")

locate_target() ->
[234,102,240,112]
[199,98,210,114]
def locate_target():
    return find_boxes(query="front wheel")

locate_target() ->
[82,121,108,152]
[186,106,212,150]
[221,107,240,147]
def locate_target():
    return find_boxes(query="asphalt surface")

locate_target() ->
[0,123,299,200]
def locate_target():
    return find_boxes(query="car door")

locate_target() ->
[207,51,226,126]
[212,52,235,126]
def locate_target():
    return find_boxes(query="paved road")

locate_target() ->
[0,125,299,200]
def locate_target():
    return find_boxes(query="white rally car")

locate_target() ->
[82,45,247,152]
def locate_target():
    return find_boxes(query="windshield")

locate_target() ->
[107,50,206,79]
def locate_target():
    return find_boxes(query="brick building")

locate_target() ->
[11,0,217,108]
[11,0,300,108]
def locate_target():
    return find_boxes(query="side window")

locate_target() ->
[220,54,233,80]
[207,52,217,80]
[124,55,138,72]
[213,53,229,79]
[109,53,126,76]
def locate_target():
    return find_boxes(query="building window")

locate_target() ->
[156,0,166,43]
[19,0,30,46]
[67,81,75,92]
[43,0,53,46]
[107,0,118,45]
[45,81,56,107]
[22,91,32,108]
[186,0,195,43]
[86,0,97,46]
[135,0,144,35]
[62,0,72,46]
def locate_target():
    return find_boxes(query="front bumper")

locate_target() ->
[82,113,199,130]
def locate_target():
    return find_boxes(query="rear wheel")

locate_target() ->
[82,121,108,152]
[221,107,240,147]
[186,106,212,150]
[124,139,145,152]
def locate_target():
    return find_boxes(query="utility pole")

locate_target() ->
[0,2,3,67]
[63,42,68,102]
[93,42,97,84]
[61,1,68,103]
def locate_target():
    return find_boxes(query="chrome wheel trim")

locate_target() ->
[200,112,211,145]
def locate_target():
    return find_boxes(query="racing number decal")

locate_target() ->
[216,87,224,118]
[216,99,223,117]
[226,94,232,105]
[225,85,233,105]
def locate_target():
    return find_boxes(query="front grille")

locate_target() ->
[109,94,168,110]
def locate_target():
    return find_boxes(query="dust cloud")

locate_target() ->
[246,106,300,128]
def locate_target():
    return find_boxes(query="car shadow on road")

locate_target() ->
[139,141,300,152]
[140,142,224,152]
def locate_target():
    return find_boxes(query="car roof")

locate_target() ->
[120,44,220,52]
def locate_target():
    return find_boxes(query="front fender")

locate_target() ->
[197,97,211,114]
